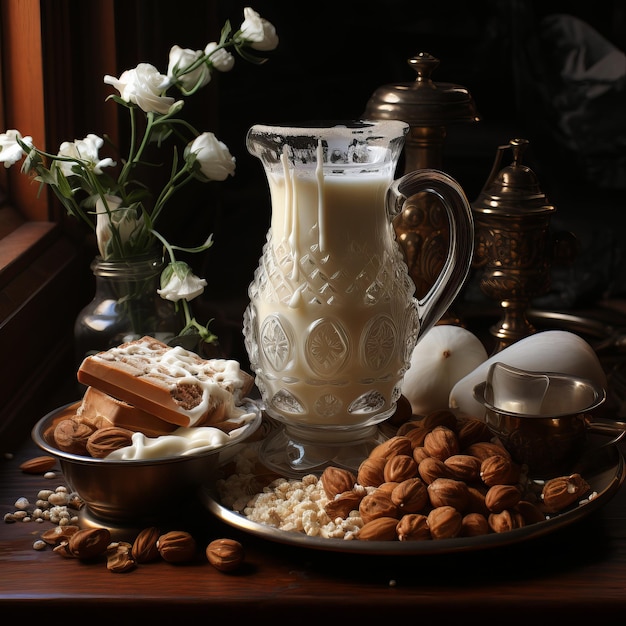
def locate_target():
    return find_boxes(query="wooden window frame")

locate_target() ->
[0,0,117,447]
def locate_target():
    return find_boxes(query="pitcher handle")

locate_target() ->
[386,169,474,339]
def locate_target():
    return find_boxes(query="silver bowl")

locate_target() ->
[32,400,262,529]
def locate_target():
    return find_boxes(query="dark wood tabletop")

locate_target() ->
[3,306,626,623]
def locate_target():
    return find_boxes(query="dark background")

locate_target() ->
[106,0,625,361]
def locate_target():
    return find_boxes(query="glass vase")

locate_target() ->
[74,254,183,366]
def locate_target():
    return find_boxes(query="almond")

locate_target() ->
[427,477,469,511]
[320,466,356,499]
[444,454,481,482]
[464,441,510,461]
[131,526,161,563]
[19,455,57,474]
[541,473,591,513]
[485,484,521,513]
[427,505,462,539]
[423,425,459,460]
[460,512,490,537]
[369,436,413,461]
[420,409,458,431]
[157,530,197,563]
[358,516,398,541]
[480,455,520,486]
[324,490,363,519]
[457,417,491,448]
[383,454,418,483]
[396,513,431,541]
[488,510,524,533]
[418,456,450,484]
[357,456,386,487]
[515,500,546,525]
[391,477,428,513]
[359,490,400,524]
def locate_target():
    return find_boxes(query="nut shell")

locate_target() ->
[427,477,469,511]
[427,506,462,539]
[391,477,428,513]
[396,513,431,541]
[132,526,161,563]
[485,484,521,513]
[423,426,459,460]
[68,528,112,559]
[358,516,398,541]
[206,538,244,572]
[320,466,356,499]
[359,490,400,524]
[383,454,418,483]
[86,426,134,458]
[157,530,197,563]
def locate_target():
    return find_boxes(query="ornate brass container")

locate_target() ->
[364,53,479,321]
[472,138,577,353]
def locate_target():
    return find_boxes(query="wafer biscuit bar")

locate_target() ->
[77,336,254,427]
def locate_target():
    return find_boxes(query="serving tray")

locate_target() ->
[202,436,625,555]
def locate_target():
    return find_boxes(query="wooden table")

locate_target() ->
[3,304,626,622]
[1,399,625,622]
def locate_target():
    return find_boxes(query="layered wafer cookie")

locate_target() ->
[77,336,254,427]
[77,386,177,437]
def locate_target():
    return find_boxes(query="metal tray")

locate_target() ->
[202,437,625,556]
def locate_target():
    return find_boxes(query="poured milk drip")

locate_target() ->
[245,125,419,428]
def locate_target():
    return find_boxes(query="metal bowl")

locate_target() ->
[32,400,262,529]
[473,363,624,476]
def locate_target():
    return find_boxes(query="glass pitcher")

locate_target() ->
[243,120,474,474]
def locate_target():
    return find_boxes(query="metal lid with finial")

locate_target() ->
[472,138,555,216]
[363,52,480,126]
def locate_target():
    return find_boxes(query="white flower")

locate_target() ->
[167,45,212,92]
[188,132,235,181]
[95,194,145,259]
[158,261,207,302]
[0,129,32,168]
[56,134,116,177]
[104,63,175,114]
[204,42,235,72]
[240,8,279,51]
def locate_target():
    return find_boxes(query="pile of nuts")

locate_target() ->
[4,454,245,573]
[36,524,245,573]
[227,410,594,541]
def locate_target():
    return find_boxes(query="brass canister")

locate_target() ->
[472,138,577,352]
[364,53,479,315]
